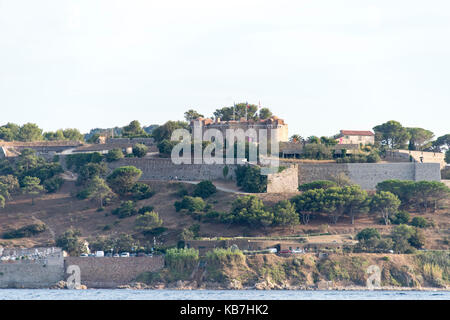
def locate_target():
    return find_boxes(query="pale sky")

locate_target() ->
[1,0,449,138]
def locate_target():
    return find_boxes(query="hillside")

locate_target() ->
[133,251,449,290]
[0,180,449,251]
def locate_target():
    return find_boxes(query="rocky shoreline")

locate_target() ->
[115,280,449,291]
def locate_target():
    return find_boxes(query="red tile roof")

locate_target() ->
[340,130,374,136]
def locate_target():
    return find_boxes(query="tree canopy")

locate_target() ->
[373,120,410,149]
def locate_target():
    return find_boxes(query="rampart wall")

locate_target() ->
[64,256,164,288]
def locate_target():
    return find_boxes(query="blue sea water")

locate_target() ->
[0,289,448,300]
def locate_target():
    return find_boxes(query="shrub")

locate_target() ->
[174,196,206,213]
[356,228,381,241]
[132,144,148,158]
[112,200,138,219]
[138,205,155,214]
[164,248,199,279]
[76,163,108,186]
[106,166,142,195]
[55,228,85,256]
[205,248,245,265]
[301,144,332,160]
[105,148,124,162]
[225,195,274,227]
[66,152,103,172]
[367,152,381,163]
[235,165,267,193]
[135,211,163,233]
[192,180,217,198]
[131,182,154,200]
[2,224,47,239]
[298,180,337,191]
[43,176,64,193]
[410,216,428,228]
[391,211,410,225]
[76,188,91,199]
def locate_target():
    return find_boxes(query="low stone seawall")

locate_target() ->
[296,163,441,190]
[0,261,64,289]
[64,256,164,288]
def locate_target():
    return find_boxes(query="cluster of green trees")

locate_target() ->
[0,149,64,207]
[373,120,449,158]
[290,120,449,163]
[175,178,448,230]
[235,165,267,193]
[67,151,153,208]
[0,122,84,142]
[355,225,426,254]
[175,194,299,228]
[376,180,450,213]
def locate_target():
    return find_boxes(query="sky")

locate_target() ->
[0,0,449,138]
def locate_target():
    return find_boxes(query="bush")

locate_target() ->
[132,144,148,158]
[2,224,47,239]
[138,205,155,214]
[391,211,410,225]
[135,211,163,233]
[112,200,138,219]
[174,196,206,213]
[43,176,64,193]
[205,248,245,265]
[175,186,189,198]
[105,148,124,162]
[66,152,103,172]
[76,188,91,199]
[224,195,274,227]
[55,228,85,256]
[131,183,154,200]
[165,248,199,279]
[192,180,217,198]
[410,216,428,228]
[301,144,332,160]
[298,180,337,191]
[235,165,267,193]
[106,166,142,195]
[356,228,381,241]
[76,163,108,186]
[367,152,381,163]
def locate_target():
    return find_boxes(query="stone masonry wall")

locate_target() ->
[0,260,64,289]
[64,256,164,288]
[267,165,299,193]
[107,158,238,181]
[296,163,441,190]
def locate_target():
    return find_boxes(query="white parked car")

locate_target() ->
[292,249,303,254]
[113,253,120,257]
[120,252,130,257]
[267,248,278,253]
[95,251,104,257]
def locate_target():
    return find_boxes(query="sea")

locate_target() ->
[0,289,448,300]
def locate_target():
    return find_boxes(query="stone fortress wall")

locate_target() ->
[108,158,239,181]
[65,256,164,288]
[294,162,441,190]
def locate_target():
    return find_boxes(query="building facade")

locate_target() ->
[336,130,375,145]
[190,116,289,144]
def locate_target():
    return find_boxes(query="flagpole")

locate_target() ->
[245,101,248,121]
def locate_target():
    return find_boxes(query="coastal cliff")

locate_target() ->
[129,252,449,290]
